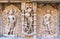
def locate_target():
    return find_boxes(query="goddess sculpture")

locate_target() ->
[22,6,34,35]
[43,10,52,34]
[6,9,16,35]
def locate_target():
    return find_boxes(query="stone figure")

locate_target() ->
[43,10,52,34]
[7,9,16,35]
[23,6,34,34]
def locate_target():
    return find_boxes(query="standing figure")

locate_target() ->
[7,9,16,35]
[24,6,34,34]
[43,10,52,34]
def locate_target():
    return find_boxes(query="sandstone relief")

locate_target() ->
[21,3,37,38]
[38,4,58,38]
[2,5,21,37]
[0,3,58,38]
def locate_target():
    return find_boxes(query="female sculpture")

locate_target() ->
[7,9,16,35]
[43,10,52,34]
[22,6,34,35]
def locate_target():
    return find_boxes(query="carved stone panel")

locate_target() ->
[2,5,21,36]
[37,4,58,38]
[21,2,37,38]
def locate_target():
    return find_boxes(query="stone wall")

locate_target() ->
[0,3,59,38]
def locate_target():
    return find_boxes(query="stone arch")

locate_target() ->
[2,5,21,36]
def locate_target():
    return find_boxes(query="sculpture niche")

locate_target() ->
[22,6,36,35]
[4,9,17,37]
[41,10,57,37]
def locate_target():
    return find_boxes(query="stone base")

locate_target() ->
[3,34,17,38]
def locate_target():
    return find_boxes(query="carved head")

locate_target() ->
[25,6,32,13]
[8,9,14,15]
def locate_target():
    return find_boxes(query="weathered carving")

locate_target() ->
[6,9,17,35]
[41,10,57,37]
[22,6,35,35]
[42,10,52,34]
[2,5,21,37]
[37,5,58,38]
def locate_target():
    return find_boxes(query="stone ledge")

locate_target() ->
[0,0,60,3]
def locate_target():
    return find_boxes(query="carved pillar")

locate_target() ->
[0,4,3,36]
[21,2,26,37]
[57,4,60,37]
[32,2,37,38]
